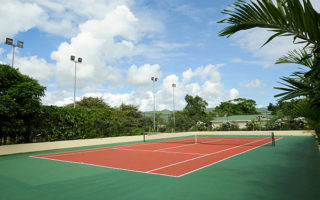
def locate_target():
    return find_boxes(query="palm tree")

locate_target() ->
[275,49,320,107]
[218,0,320,139]
[218,0,320,49]
[218,0,320,102]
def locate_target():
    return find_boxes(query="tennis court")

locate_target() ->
[0,133,319,200]
[32,134,278,177]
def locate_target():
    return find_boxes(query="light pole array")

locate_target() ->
[5,38,24,67]
[151,76,158,131]
[70,55,82,108]
[172,83,176,133]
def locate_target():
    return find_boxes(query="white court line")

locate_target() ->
[31,147,114,158]
[111,147,205,156]
[152,143,197,152]
[176,137,283,177]
[30,156,178,178]
[147,137,269,173]
[31,140,156,158]
[30,137,281,178]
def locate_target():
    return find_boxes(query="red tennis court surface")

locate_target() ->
[32,137,278,177]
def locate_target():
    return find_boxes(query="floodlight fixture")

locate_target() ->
[5,37,24,67]
[78,57,82,63]
[70,55,75,61]
[5,38,13,45]
[17,41,23,48]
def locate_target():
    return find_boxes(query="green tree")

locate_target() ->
[0,65,45,144]
[214,101,235,117]
[183,95,208,122]
[172,111,195,132]
[78,96,109,109]
[267,103,278,115]
[214,98,258,116]
[218,0,320,139]
[66,96,111,109]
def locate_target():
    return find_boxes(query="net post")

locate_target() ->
[143,132,146,143]
[195,132,197,144]
[271,132,275,147]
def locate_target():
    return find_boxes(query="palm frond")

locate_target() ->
[276,48,313,67]
[218,0,320,48]
[274,73,313,101]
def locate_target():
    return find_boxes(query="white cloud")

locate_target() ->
[127,64,162,87]
[79,5,139,42]
[0,0,139,40]
[45,63,239,111]
[229,88,239,100]
[182,64,223,83]
[50,5,163,92]
[12,55,54,82]
[42,89,73,106]
[241,79,266,89]
[232,28,304,67]
[0,0,44,41]
[230,57,270,68]
[226,0,320,68]
[153,41,192,50]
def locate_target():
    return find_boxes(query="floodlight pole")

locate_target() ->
[70,55,82,108]
[151,77,157,131]
[5,38,24,67]
[11,45,15,67]
[74,61,77,109]
[172,83,176,133]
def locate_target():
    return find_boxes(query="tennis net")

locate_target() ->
[143,132,276,146]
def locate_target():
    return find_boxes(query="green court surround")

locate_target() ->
[0,136,319,200]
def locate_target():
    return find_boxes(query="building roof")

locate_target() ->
[211,114,273,122]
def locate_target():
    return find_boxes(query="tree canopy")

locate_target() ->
[0,64,46,144]
[74,96,111,109]
[214,98,259,116]
[218,0,320,140]
[183,95,208,122]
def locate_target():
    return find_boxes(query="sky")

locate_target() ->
[1,0,319,111]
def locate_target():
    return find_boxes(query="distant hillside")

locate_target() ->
[143,107,270,121]
[143,109,172,121]
[257,107,269,114]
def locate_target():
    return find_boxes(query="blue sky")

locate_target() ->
[1,0,318,111]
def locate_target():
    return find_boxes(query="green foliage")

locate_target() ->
[183,95,208,122]
[274,49,320,108]
[293,101,320,142]
[219,0,320,137]
[75,96,111,109]
[267,100,303,116]
[246,118,261,131]
[214,98,259,116]
[265,100,309,131]
[214,122,240,131]
[0,65,45,144]
[218,0,320,48]
[33,104,149,142]
[171,111,195,132]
